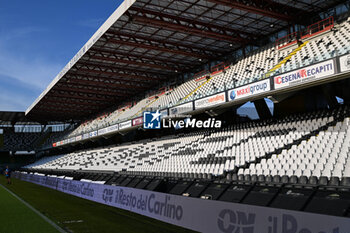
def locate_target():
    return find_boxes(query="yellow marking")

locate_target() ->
[177,75,215,104]
[133,97,160,117]
[266,41,309,77]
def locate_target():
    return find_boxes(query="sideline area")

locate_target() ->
[0,181,60,233]
[0,176,194,233]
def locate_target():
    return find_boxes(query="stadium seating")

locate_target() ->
[188,19,350,102]
[239,121,349,178]
[192,44,282,96]
[3,130,41,151]
[46,19,350,142]
[148,79,198,109]
[26,105,350,184]
[279,20,350,73]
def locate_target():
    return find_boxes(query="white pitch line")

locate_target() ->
[0,184,67,233]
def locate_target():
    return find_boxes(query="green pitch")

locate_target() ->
[0,182,59,233]
[0,176,195,233]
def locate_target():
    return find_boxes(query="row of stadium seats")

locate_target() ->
[50,19,350,141]
[18,169,350,217]
[188,44,282,99]
[2,130,41,151]
[280,22,350,73]
[239,120,350,178]
[26,105,350,185]
[148,79,197,109]
[186,19,350,102]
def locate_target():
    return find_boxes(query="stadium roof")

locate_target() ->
[0,111,41,125]
[25,0,343,121]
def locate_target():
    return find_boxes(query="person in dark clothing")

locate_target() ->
[5,166,11,184]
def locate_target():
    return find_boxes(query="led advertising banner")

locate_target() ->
[15,172,350,233]
[274,60,335,89]
[228,79,270,101]
[132,117,143,126]
[119,120,132,130]
[194,92,226,109]
[170,102,193,116]
[339,54,350,73]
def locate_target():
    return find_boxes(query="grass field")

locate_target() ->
[0,182,59,233]
[0,176,195,233]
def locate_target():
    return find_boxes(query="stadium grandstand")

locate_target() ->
[0,111,70,152]
[3,0,350,232]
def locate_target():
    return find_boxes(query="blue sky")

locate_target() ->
[0,0,122,111]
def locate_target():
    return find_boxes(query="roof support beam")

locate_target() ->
[207,0,300,22]
[35,105,94,113]
[77,60,172,78]
[71,69,160,82]
[89,55,175,71]
[48,92,116,102]
[30,112,83,120]
[132,15,245,43]
[106,30,224,55]
[53,86,125,97]
[65,76,150,90]
[89,47,194,68]
[42,98,103,107]
[129,6,255,38]
[107,38,210,59]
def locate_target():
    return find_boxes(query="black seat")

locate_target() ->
[341,177,350,187]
